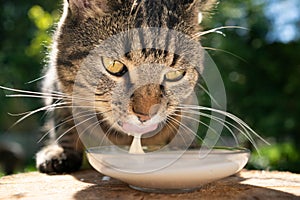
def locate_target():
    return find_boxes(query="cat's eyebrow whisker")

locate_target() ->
[192,26,249,39]
[128,0,143,30]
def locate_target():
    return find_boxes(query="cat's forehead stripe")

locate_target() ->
[131,1,185,30]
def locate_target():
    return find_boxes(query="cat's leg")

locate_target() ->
[36,107,84,174]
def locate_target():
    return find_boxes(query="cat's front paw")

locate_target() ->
[36,144,82,174]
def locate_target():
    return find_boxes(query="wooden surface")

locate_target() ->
[0,169,300,200]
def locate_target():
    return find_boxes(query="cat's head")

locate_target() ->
[53,0,216,141]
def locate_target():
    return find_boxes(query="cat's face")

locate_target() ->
[54,0,214,139]
[93,44,200,136]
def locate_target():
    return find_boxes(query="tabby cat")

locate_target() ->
[36,0,217,174]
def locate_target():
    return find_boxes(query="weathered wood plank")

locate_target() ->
[0,170,299,200]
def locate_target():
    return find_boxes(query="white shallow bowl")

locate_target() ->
[86,146,250,193]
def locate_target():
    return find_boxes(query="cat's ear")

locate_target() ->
[198,0,217,12]
[182,0,217,12]
[67,0,110,19]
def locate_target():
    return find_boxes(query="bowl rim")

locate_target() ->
[86,145,250,156]
[86,145,250,175]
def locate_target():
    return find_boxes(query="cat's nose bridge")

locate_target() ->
[131,84,163,122]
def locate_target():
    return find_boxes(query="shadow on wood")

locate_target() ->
[1,169,299,200]
[71,170,300,200]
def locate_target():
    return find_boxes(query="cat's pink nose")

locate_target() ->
[135,104,160,122]
[136,113,151,122]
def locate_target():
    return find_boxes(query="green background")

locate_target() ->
[0,0,299,175]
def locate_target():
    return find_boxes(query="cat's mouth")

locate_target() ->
[118,121,159,135]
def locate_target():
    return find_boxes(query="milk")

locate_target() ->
[129,135,145,154]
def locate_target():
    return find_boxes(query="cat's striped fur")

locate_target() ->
[36,0,216,174]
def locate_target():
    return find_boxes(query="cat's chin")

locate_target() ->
[121,122,159,136]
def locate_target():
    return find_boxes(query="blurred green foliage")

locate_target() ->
[0,0,60,174]
[0,0,299,174]
[0,1,59,131]
[201,0,300,172]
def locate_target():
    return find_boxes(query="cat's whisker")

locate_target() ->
[6,94,65,101]
[7,93,109,103]
[91,118,110,147]
[177,105,269,147]
[164,117,182,141]
[105,120,121,144]
[179,108,256,147]
[195,83,222,108]
[0,86,109,102]
[9,102,100,118]
[55,114,101,143]
[8,98,107,128]
[77,115,110,148]
[167,114,206,146]
[53,105,109,110]
[4,91,68,101]
[8,111,39,117]
[10,102,68,128]
[25,75,47,84]
[40,99,64,121]
[202,47,248,63]
[0,86,69,99]
[192,26,249,39]
[172,109,239,147]
[166,116,191,147]
[38,109,112,143]
[128,0,143,30]
[45,90,65,95]
[171,112,232,146]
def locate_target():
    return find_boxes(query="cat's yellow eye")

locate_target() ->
[102,57,128,76]
[165,69,186,82]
